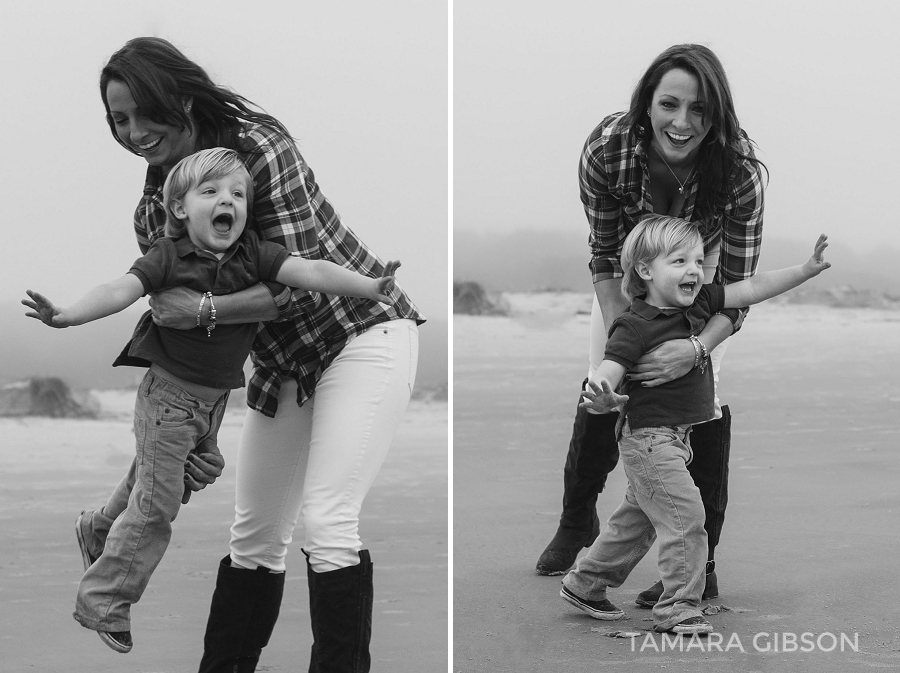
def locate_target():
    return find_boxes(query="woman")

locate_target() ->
[98,37,423,672]
[536,44,765,607]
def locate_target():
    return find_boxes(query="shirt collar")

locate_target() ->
[144,165,164,195]
[172,231,248,262]
[630,295,682,319]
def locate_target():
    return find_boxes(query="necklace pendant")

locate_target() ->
[678,186,684,195]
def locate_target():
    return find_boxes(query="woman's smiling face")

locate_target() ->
[648,68,711,166]
[105,79,197,171]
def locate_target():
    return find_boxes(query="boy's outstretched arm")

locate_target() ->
[23,274,145,327]
[580,360,629,415]
[723,234,830,309]
[275,258,400,304]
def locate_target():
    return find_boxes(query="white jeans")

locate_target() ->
[588,243,727,419]
[229,319,418,573]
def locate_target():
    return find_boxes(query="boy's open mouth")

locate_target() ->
[679,282,696,294]
[212,213,234,233]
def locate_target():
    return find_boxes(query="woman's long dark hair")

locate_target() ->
[100,37,291,156]
[622,44,767,219]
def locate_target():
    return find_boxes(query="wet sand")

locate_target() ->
[0,397,447,672]
[454,294,900,673]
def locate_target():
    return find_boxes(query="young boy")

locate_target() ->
[22,148,401,654]
[559,216,830,634]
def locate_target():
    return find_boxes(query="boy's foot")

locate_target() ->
[670,616,713,634]
[98,630,133,653]
[75,512,98,571]
[560,586,625,620]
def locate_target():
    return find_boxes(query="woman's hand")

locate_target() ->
[149,286,203,330]
[181,437,226,504]
[629,338,696,388]
[579,379,629,415]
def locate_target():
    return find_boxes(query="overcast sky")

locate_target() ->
[4,0,899,324]
[1,0,447,319]
[454,0,900,255]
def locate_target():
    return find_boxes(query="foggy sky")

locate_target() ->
[454,0,900,256]
[1,0,448,316]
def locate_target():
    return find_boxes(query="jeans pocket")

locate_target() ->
[642,428,690,466]
[157,399,195,425]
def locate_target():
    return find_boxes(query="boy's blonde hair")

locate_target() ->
[620,216,703,301]
[162,147,254,238]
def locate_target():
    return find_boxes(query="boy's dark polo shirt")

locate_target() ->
[113,231,291,389]
[604,284,726,429]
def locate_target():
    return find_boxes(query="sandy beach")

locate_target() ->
[0,395,447,672]
[454,293,900,672]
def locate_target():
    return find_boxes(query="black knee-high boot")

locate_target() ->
[197,555,285,673]
[306,550,374,673]
[686,404,731,599]
[535,381,620,575]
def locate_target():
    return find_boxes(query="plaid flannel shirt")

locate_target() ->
[133,123,423,417]
[580,112,765,329]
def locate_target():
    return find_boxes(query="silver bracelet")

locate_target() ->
[206,293,216,337]
[689,334,709,374]
[688,335,702,369]
[196,292,209,328]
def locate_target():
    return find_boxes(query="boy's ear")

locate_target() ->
[170,200,189,220]
[635,261,653,281]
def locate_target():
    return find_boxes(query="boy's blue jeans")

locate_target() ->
[74,370,227,633]
[562,421,708,631]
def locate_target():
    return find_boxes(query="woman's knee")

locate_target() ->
[302,507,359,545]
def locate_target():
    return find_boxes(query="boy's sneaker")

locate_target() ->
[98,630,133,653]
[670,616,714,634]
[75,512,98,571]
[560,586,625,620]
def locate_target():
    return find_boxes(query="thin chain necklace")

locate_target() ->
[654,145,695,195]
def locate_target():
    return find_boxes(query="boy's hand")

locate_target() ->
[372,260,401,304]
[803,234,831,277]
[579,379,629,415]
[22,290,69,327]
